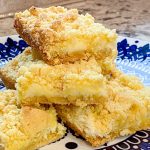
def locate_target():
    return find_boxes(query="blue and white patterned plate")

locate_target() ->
[0,35,150,150]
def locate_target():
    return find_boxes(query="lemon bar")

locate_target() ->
[55,83,150,147]
[0,47,33,89]
[14,6,117,65]
[16,58,108,106]
[0,90,66,150]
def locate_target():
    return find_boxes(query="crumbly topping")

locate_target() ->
[15,6,94,33]
[18,57,102,76]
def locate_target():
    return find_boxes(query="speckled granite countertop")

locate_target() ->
[0,0,150,41]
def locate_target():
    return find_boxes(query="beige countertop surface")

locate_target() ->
[0,0,150,41]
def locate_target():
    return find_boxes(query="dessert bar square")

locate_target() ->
[55,83,150,146]
[14,6,117,65]
[0,90,66,150]
[16,57,108,106]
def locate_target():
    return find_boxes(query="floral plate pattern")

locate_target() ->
[0,35,149,150]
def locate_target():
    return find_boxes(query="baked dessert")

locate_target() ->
[16,57,108,106]
[0,90,66,150]
[14,6,117,66]
[0,47,33,89]
[0,5,148,149]
[55,81,150,147]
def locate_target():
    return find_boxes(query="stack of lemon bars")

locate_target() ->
[0,6,149,150]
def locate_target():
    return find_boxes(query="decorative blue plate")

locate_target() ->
[0,35,150,150]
